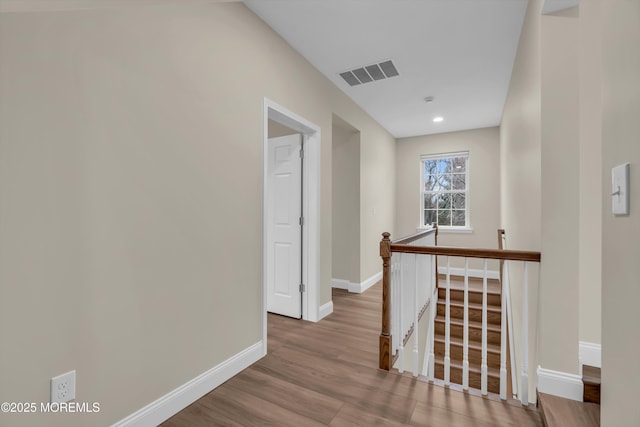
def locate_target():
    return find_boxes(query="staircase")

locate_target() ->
[433,274,505,394]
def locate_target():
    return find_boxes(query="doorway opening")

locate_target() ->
[262,99,321,353]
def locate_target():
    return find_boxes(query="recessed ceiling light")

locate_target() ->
[433,116,444,123]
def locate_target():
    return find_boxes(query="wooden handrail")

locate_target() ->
[389,244,540,262]
[393,226,437,245]
[378,230,540,371]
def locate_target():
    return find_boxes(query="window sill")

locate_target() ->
[417,226,473,234]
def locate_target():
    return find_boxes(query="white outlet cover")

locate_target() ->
[612,163,630,216]
[51,370,76,403]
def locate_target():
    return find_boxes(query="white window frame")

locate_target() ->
[419,151,471,232]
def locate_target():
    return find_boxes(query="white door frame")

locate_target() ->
[263,98,321,353]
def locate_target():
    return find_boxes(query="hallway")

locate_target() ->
[162,284,543,426]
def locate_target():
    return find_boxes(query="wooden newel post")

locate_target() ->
[379,232,392,370]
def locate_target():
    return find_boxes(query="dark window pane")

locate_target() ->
[452,193,465,209]
[424,194,438,209]
[439,173,452,190]
[425,210,437,225]
[451,157,466,172]
[425,175,441,191]
[438,210,451,226]
[438,194,451,209]
[452,174,466,190]
[452,210,466,226]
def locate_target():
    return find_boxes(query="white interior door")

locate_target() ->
[267,134,303,318]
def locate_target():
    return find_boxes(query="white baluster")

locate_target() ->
[500,260,508,400]
[413,254,419,377]
[481,259,488,395]
[463,258,470,391]
[428,255,436,381]
[504,260,518,399]
[390,258,394,355]
[421,253,432,377]
[521,262,529,405]
[445,257,451,385]
[398,253,404,373]
[419,253,426,310]
[392,256,399,356]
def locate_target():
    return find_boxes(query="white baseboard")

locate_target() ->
[536,366,583,402]
[331,278,351,290]
[579,341,601,368]
[438,266,500,280]
[331,272,382,294]
[358,271,382,293]
[319,301,334,320]
[111,341,264,427]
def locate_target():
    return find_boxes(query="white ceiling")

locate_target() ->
[244,0,528,138]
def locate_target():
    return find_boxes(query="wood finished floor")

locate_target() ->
[162,283,543,426]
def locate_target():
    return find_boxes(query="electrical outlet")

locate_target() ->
[51,370,76,403]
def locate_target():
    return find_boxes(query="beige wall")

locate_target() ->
[332,119,360,283]
[0,3,395,426]
[502,0,605,401]
[392,127,500,271]
[268,119,298,138]
[601,0,640,425]
[578,0,602,347]
[499,0,543,402]
[396,127,501,261]
[500,0,542,256]
[540,13,580,374]
[359,121,396,283]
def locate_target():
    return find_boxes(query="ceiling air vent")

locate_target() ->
[339,60,399,87]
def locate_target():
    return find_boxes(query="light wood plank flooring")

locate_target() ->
[538,392,600,427]
[162,282,543,426]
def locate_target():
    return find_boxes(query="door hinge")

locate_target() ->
[299,283,305,293]
[299,216,304,226]
[299,147,304,159]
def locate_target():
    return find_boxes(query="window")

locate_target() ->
[421,152,469,229]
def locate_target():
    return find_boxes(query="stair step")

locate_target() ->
[436,300,502,325]
[434,316,502,345]
[582,365,601,405]
[437,274,501,293]
[431,275,506,396]
[438,286,502,306]
[538,392,599,427]
[434,335,502,367]
[433,358,501,394]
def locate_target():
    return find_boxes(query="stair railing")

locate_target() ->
[379,226,438,376]
[379,230,540,405]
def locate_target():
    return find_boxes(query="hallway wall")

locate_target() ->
[395,127,501,271]
[332,119,360,284]
[0,3,395,425]
[501,0,604,401]
[601,0,640,424]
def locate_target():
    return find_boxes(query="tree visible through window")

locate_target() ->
[421,152,469,228]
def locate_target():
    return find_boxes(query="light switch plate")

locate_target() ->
[612,163,630,216]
